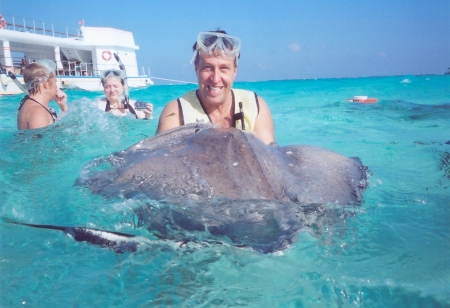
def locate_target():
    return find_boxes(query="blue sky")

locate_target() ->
[2,0,449,84]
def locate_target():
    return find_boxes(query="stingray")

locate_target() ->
[10,123,368,254]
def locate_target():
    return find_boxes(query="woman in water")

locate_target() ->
[98,70,153,119]
[17,59,68,130]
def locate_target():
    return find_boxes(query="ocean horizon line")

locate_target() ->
[149,72,449,87]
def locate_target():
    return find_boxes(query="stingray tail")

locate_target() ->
[2,217,139,253]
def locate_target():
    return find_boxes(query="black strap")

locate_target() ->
[195,90,213,124]
[177,98,185,125]
[105,99,112,111]
[254,92,260,115]
[233,101,245,130]
[124,98,139,119]
[18,95,29,111]
[18,95,57,123]
[105,99,138,119]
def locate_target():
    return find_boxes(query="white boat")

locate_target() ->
[0,14,153,95]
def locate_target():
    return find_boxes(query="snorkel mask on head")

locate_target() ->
[100,69,124,84]
[191,31,241,65]
[24,59,57,90]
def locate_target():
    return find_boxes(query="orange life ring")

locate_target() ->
[102,50,112,61]
[0,15,6,29]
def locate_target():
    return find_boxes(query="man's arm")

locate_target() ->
[156,100,182,134]
[253,96,275,144]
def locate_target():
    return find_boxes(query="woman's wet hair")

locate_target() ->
[23,63,50,95]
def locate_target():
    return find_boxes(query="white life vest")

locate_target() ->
[177,89,259,131]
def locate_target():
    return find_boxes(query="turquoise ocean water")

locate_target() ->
[0,75,449,307]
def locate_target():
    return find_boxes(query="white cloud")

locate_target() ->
[256,63,273,70]
[288,43,301,52]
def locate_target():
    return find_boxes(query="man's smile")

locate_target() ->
[207,85,224,91]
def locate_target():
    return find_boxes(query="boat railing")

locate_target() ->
[1,14,82,39]
[0,57,100,77]
[1,56,145,78]
[60,62,139,77]
[59,61,94,76]
[54,61,136,78]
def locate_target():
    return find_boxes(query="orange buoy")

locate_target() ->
[346,96,378,104]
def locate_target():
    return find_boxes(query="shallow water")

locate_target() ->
[1,75,449,307]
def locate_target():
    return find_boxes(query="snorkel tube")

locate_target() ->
[113,53,129,105]
[8,71,29,95]
[113,53,140,119]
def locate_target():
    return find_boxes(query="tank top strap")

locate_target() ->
[18,96,57,123]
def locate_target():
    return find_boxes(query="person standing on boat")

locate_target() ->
[98,70,153,119]
[20,57,27,74]
[156,30,275,144]
[17,60,68,130]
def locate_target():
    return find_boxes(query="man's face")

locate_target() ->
[195,51,237,107]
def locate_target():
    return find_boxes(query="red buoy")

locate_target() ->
[346,96,378,104]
